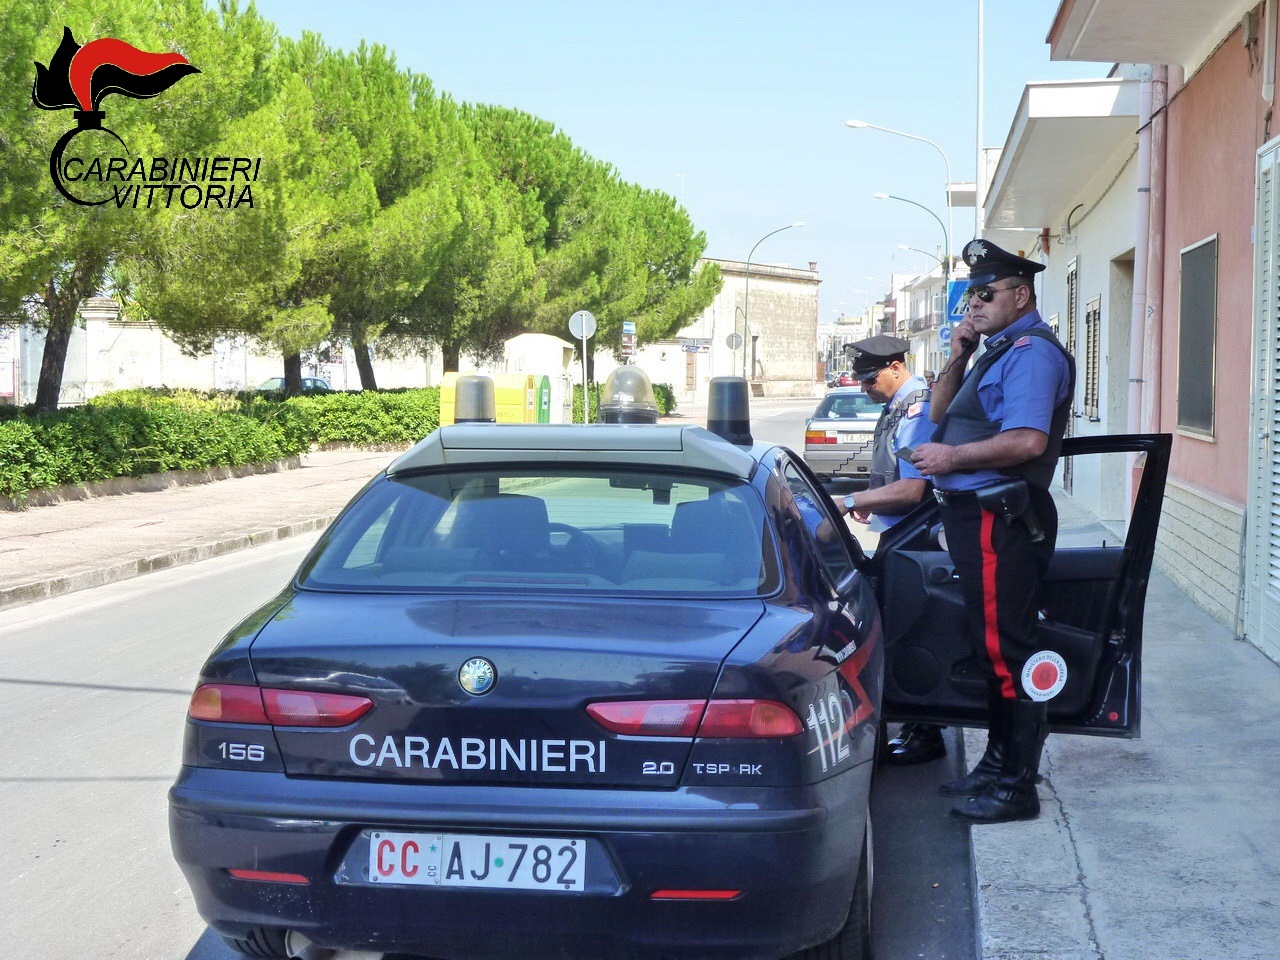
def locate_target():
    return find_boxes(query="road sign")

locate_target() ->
[938,324,952,345]
[621,320,636,335]
[726,332,743,350]
[569,310,597,340]
[946,280,969,321]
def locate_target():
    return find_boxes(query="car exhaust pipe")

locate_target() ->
[284,930,383,960]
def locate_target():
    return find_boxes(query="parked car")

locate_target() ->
[804,387,882,483]
[256,376,333,393]
[168,383,1171,960]
[835,371,856,387]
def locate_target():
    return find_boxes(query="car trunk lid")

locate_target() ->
[249,592,766,788]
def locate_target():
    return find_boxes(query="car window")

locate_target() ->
[781,462,856,584]
[813,393,881,420]
[300,467,780,597]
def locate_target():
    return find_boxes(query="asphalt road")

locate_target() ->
[4,401,977,960]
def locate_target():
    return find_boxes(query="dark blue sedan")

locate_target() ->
[169,385,1169,960]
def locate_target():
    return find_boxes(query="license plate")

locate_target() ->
[838,432,862,443]
[369,831,585,891]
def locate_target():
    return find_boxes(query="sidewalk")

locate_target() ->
[2,437,1278,959]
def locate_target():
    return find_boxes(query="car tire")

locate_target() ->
[787,814,873,960]
[220,927,290,959]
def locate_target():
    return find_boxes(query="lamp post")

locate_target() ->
[897,244,945,267]
[742,221,804,379]
[874,193,949,280]
[846,118,954,266]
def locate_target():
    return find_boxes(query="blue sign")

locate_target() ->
[937,324,952,344]
[622,320,636,334]
[946,280,969,322]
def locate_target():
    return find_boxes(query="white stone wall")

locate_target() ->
[1154,479,1244,628]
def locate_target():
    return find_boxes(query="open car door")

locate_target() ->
[869,434,1171,737]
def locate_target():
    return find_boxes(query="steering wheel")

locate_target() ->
[547,522,603,572]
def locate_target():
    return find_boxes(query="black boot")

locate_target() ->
[939,695,1011,797]
[885,723,947,765]
[950,700,1048,824]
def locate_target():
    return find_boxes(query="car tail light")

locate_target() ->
[262,688,374,726]
[587,699,801,738]
[586,700,704,737]
[189,684,270,723]
[805,431,835,445]
[697,699,803,737]
[188,684,373,727]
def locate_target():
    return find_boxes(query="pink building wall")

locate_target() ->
[1161,22,1269,506]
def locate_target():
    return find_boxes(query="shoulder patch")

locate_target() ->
[1014,335,1032,348]
[907,401,924,418]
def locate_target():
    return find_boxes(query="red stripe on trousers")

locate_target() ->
[980,510,1015,698]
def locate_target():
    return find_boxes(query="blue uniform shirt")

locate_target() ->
[870,374,933,532]
[932,311,1072,492]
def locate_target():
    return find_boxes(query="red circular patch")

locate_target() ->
[1031,661,1059,691]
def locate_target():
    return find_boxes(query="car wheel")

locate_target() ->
[220,927,290,958]
[787,814,872,960]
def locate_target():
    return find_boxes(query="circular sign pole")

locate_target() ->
[569,310,597,423]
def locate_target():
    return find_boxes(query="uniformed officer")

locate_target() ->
[829,335,945,765]
[909,239,1075,824]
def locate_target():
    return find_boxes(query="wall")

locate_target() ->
[630,257,821,405]
[1155,19,1267,623]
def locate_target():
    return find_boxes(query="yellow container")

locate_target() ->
[439,373,536,425]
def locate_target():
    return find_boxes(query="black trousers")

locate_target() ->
[939,486,1057,701]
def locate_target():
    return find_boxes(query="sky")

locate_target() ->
[249,0,1108,328]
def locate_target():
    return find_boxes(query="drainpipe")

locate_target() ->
[1126,68,1156,514]
[1141,65,1170,441]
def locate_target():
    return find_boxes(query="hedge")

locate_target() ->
[1,381,676,500]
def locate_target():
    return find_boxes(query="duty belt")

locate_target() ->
[934,479,1045,542]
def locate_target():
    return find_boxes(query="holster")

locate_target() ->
[975,478,1045,542]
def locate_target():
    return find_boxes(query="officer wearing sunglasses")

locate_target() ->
[905,239,1075,824]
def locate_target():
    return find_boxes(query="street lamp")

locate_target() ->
[846,118,954,266]
[897,244,945,269]
[742,221,804,379]
[874,193,949,279]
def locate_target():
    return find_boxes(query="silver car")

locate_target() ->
[803,387,882,482]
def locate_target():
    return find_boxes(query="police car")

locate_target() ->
[168,375,1170,960]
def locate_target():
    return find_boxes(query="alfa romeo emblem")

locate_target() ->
[458,657,497,696]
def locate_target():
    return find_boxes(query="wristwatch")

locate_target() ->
[843,494,857,513]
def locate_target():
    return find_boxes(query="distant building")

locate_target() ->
[628,257,821,406]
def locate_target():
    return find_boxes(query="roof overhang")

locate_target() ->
[985,78,1139,230]
[1048,0,1257,70]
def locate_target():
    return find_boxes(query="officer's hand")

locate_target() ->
[910,442,956,477]
[952,319,979,354]
[852,509,871,524]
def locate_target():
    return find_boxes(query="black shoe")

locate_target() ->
[949,780,1040,823]
[884,723,946,765]
[949,700,1048,824]
[939,693,1012,797]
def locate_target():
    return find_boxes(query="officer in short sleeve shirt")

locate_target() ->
[909,239,1074,825]
[828,335,945,765]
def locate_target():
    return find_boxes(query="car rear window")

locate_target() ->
[813,392,881,420]
[299,468,779,597]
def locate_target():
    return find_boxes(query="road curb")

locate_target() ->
[0,515,335,611]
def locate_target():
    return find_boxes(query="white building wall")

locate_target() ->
[1030,141,1138,527]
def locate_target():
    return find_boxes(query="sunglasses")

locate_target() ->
[965,281,1023,304]
[856,364,890,383]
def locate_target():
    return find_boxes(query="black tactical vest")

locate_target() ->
[868,388,927,490]
[931,328,1075,489]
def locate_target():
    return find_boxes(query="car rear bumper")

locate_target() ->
[803,446,874,480]
[169,764,871,960]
